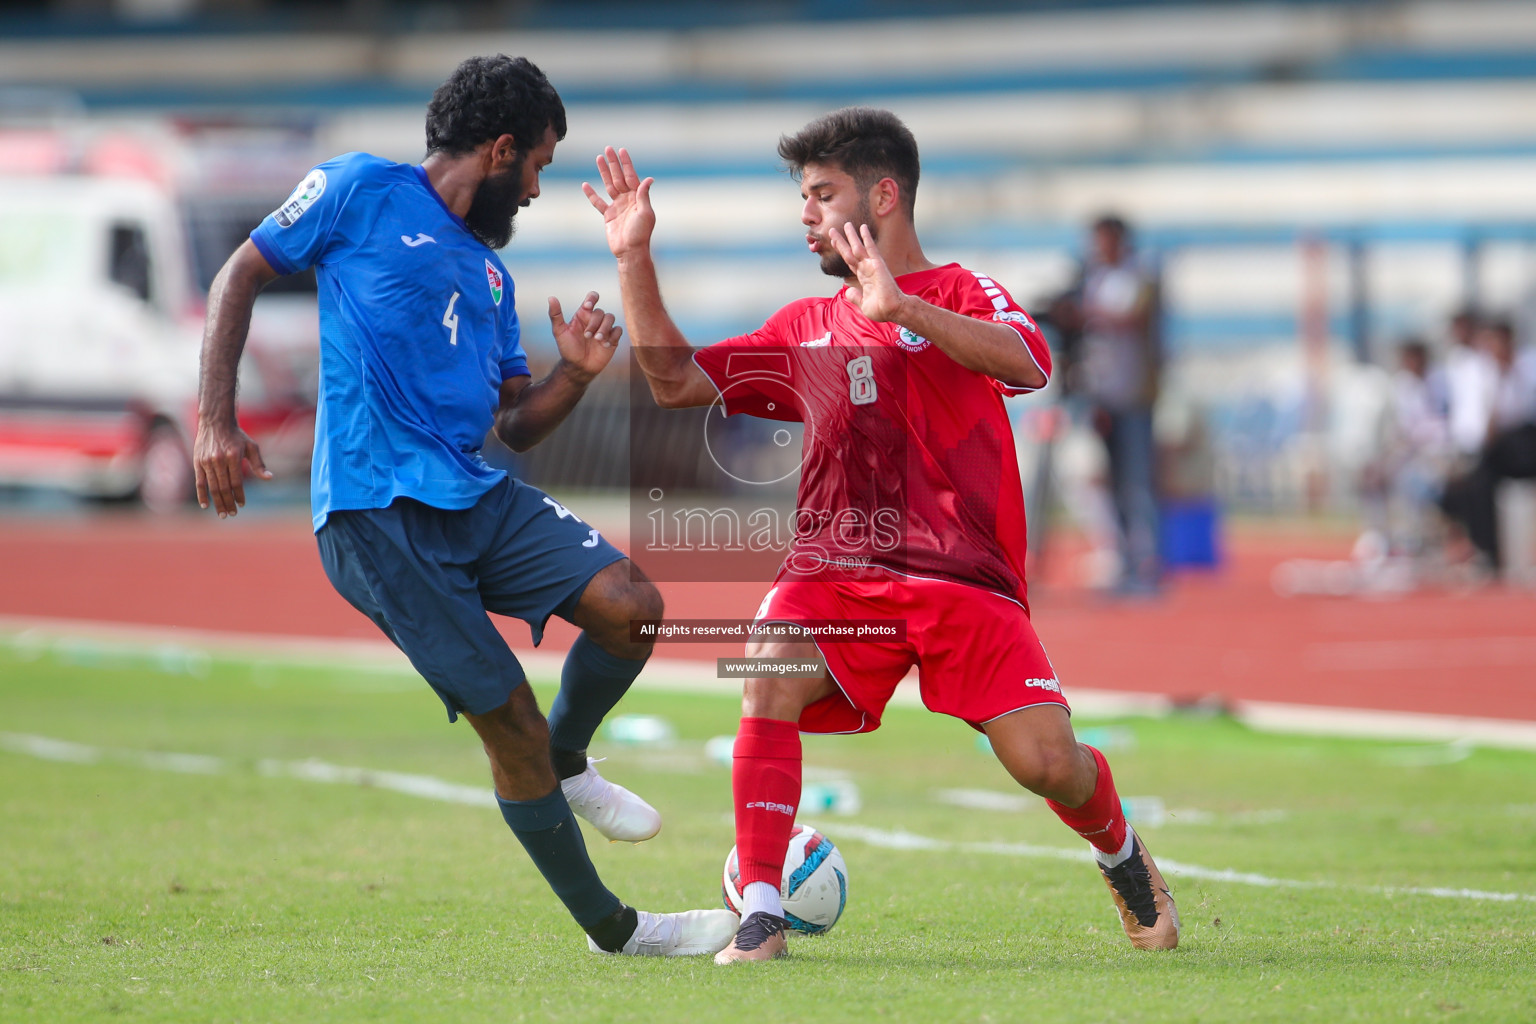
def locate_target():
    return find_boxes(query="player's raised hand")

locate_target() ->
[549,291,623,380]
[830,222,907,323]
[583,147,655,259]
[193,417,272,518]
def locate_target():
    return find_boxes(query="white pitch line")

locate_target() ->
[0,732,488,803]
[1,732,100,764]
[1239,702,1536,750]
[4,732,1534,907]
[256,757,496,808]
[0,732,224,774]
[11,613,1536,748]
[833,824,1536,904]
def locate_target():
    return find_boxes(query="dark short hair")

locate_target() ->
[778,107,920,217]
[425,55,567,157]
[1398,338,1429,362]
[1093,214,1130,237]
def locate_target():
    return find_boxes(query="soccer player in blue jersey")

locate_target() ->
[192,55,737,957]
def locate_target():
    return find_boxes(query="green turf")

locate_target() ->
[2,640,1534,1023]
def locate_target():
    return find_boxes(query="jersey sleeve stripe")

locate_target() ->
[994,318,1052,394]
[966,267,1051,393]
[690,349,730,408]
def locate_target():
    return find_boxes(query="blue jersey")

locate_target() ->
[251,152,530,531]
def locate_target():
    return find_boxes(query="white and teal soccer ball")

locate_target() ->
[722,824,848,935]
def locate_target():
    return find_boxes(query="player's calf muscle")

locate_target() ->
[1013,744,1095,805]
[467,689,559,800]
[985,708,1095,804]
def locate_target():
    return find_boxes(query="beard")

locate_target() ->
[818,247,853,279]
[465,157,526,250]
[816,199,874,278]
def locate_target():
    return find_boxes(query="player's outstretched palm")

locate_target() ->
[829,222,906,323]
[549,291,623,379]
[584,147,655,258]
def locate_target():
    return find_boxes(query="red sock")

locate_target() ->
[1045,745,1128,854]
[733,717,803,888]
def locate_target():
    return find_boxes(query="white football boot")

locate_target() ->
[587,909,740,957]
[561,757,662,843]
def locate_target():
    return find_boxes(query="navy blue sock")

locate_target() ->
[548,632,647,776]
[497,787,624,930]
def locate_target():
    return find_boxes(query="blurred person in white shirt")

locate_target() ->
[1432,308,1498,462]
[1438,318,1536,571]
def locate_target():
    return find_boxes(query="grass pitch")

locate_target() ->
[2,639,1534,1023]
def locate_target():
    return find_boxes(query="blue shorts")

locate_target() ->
[317,477,627,721]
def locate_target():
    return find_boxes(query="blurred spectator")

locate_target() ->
[1364,338,1450,557]
[1438,317,1536,571]
[1066,214,1164,593]
[1486,319,1536,438]
[1433,307,1497,463]
[1026,293,1120,588]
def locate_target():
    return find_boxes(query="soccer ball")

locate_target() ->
[722,824,848,935]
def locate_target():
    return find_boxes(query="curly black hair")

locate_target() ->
[778,107,920,218]
[425,55,567,157]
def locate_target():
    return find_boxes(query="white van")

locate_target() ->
[0,170,316,510]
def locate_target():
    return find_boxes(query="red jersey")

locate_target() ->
[692,263,1050,608]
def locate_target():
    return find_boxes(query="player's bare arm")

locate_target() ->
[584,146,718,409]
[493,291,622,451]
[829,222,1047,390]
[194,238,278,518]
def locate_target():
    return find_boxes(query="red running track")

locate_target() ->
[2,511,1533,721]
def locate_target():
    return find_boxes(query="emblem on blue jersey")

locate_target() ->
[896,326,930,352]
[485,260,504,305]
[273,169,326,228]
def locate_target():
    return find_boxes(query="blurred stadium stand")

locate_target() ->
[7,0,1536,507]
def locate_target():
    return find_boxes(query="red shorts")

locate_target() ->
[754,573,1070,734]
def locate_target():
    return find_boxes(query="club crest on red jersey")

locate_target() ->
[485,260,504,305]
[896,326,930,352]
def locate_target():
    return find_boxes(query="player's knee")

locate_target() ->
[624,578,664,627]
[599,579,661,657]
[575,562,662,657]
[742,673,819,720]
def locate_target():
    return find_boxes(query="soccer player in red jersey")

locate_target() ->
[586,108,1179,960]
